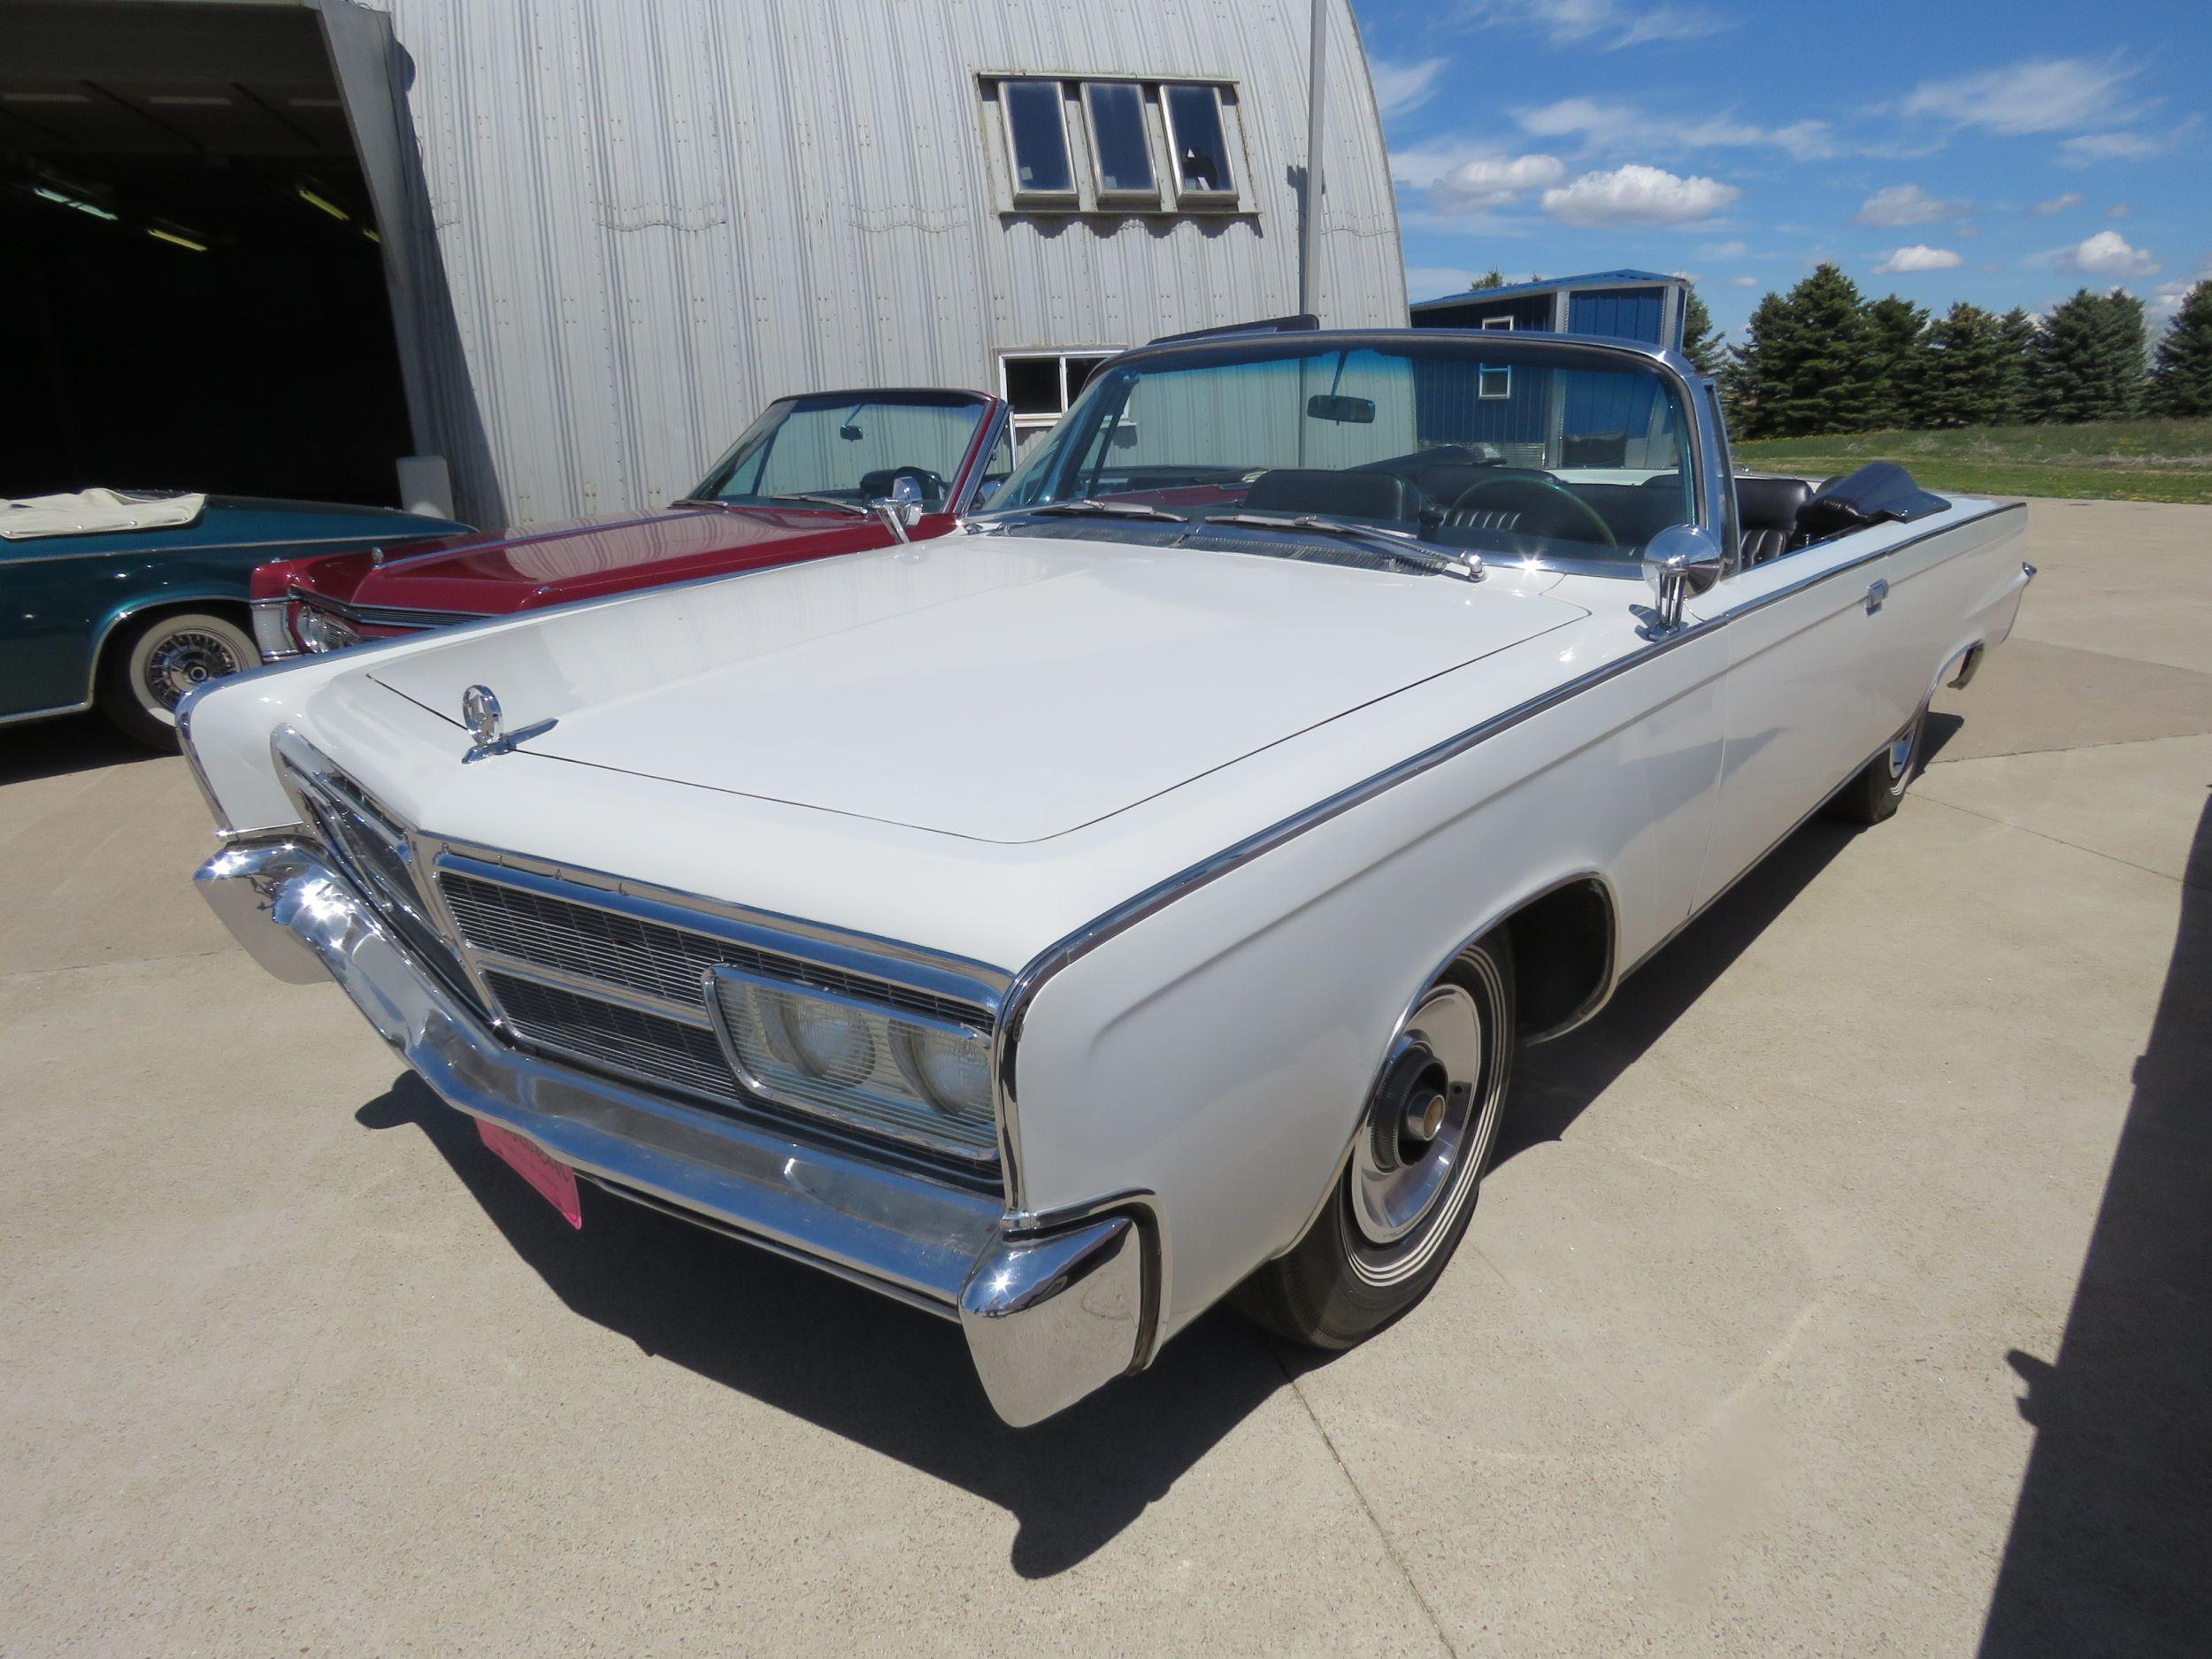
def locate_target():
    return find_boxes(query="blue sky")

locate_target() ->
[1354,0,2209,342]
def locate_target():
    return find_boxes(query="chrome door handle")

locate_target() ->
[1863,578,1888,615]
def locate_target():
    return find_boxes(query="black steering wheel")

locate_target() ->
[1447,474,1616,548]
[859,465,949,509]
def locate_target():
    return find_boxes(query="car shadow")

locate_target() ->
[349,806,1870,1576]
[357,1079,1289,1578]
[1978,790,2212,1656]
[0,712,161,785]
[1500,812,1859,1164]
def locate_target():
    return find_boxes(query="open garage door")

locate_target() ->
[1,1,413,507]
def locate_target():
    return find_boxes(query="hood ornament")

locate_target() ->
[461,683,556,764]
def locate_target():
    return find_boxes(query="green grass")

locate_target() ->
[1732,417,2212,504]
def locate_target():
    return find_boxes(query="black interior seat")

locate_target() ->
[1242,467,1417,521]
[1735,475,1813,566]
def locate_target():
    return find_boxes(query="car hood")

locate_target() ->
[359,534,1586,844]
[345,505,885,613]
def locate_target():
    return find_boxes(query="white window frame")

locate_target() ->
[999,349,1120,449]
[998,79,1078,207]
[1480,315,1514,331]
[1478,363,1512,400]
[1079,81,1160,205]
[1159,82,1237,206]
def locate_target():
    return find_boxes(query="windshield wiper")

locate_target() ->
[1202,512,1483,582]
[768,493,871,516]
[1028,498,1189,523]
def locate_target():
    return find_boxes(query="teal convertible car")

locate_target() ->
[1,494,467,748]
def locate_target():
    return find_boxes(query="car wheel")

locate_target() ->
[1234,932,1516,1350]
[101,611,261,750]
[1831,703,1927,826]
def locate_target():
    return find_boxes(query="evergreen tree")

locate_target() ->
[2028,288,2147,423]
[1863,294,1931,429]
[1994,307,2039,424]
[1720,293,1786,436]
[1727,264,1878,437]
[2147,280,2212,417]
[1916,303,2012,428]
[1469,268,1506,290]
[1680,285,1724,375]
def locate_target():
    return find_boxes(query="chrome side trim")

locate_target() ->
[0,529,444,569]
[0,699,93,727]
[989,502,2026,1207]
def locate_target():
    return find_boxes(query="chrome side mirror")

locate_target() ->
[1641,523,1724,633]
[870,474,924,543]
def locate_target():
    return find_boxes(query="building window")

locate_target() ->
[1480,315,1513,331]
[1478,363,1511,400]
[1002,80,1075,202]
[1162,84,1234,201]
[1081,82,1156,201]
[1001,349,1118,450]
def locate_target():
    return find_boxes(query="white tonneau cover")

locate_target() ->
[1,488,207,541]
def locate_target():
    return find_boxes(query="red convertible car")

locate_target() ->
[251,388,1010,655]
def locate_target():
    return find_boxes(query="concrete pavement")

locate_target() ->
[2,501,2206,1655]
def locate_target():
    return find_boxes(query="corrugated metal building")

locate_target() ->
[1409,270,1689,349]
[317,0,1407,525]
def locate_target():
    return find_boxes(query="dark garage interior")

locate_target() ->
[1,1,412,507]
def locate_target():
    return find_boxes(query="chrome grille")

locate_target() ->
[439,872,983,1025]
[434,864,1002,1176]
[483,972,736,1102]
[285,764,476,1004]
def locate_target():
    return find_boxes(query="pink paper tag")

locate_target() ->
[477,1120,582,1229]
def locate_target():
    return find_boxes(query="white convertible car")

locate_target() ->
[182,329,2032,1425]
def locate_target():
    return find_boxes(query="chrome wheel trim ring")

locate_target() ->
[142,629,242,711]
[1346,963,1504,1285]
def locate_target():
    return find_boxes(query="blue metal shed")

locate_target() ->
[1409,270,1689,350]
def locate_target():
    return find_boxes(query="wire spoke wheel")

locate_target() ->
[141,628,242,710]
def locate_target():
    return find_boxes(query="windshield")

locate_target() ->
[984,335,1697,566]
[693,392,987,511]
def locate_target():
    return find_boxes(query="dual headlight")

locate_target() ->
[710,969,998,1162]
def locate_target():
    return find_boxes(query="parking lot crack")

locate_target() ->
[1910,793,2203,889]
[1269,1342,1461,1657]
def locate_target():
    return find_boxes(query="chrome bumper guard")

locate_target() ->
[196,840,1149,1426]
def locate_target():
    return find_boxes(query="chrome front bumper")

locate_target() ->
[196,839,1151,1426]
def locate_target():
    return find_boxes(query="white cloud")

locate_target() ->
[1874,244,1965,273]
[1369,57,1448,122]
[1514,96,1833,160]
[2107,202,2135,219]
[1855,184,1971,227]
[2059,130,2162,164]
[1458,0,1729,50]
[1701,240,1747,257]
[2055,229,2159,276]
[1540,164,1739,226]
[1430,152,1567,213]
[1900,55,2136,135]
[2027,191,2085,216]
[1728,275,1759,288]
